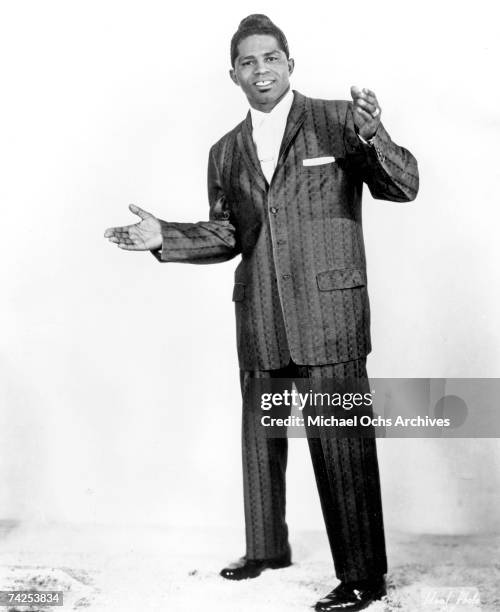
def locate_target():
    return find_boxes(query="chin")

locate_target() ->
[258,91,280,103]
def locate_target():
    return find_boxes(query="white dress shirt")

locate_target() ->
[250,89,294,184]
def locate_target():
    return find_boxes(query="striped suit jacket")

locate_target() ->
[153,91,419,370]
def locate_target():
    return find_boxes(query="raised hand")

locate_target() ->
[350,86,382,141]
[104,204,162,251]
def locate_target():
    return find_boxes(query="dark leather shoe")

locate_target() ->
[220,548,292,580]
[315,578,386,611]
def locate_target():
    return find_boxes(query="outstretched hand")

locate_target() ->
[350,86,382,141]
[104,204,162,251]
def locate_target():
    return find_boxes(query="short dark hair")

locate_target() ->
[230,14,289,67]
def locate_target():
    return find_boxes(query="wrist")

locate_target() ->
[355,122,379,145]
[358,132,376,146]
[153,233,162,250]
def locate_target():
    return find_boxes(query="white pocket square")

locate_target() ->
[302,156,336,166]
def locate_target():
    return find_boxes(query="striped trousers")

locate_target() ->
[240,359,387,583]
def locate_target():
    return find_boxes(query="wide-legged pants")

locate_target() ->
[240,358,387,583]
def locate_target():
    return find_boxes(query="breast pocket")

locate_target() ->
[299,157,345,197]
[302,156,336,169]
[301,157,338,174]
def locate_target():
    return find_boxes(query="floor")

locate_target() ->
[0,522,498,611]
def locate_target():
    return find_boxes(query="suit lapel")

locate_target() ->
[277,90,306,163]
[237,114,268,192]
[235,90,307,191]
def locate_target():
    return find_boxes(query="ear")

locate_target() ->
[287,58,295,76]
[229,68,239,86]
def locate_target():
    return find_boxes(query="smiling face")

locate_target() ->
[229,34,295,113]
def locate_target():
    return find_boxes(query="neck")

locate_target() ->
[249,86,291,113]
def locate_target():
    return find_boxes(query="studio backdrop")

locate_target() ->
[1,0,499,536]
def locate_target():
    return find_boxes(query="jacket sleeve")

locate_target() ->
[343,102,419,202]
[151,146,240,264]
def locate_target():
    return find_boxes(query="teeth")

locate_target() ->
[256,81,272,86]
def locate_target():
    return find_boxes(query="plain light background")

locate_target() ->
[1,0,499,538]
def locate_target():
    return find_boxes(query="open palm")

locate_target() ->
[104,204,162,251]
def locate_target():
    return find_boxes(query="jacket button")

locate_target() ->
[282,274,291,280]
[270,207,278,214]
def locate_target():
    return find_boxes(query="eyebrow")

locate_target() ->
[239,50,281,61]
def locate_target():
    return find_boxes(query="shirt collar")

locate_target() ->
[250,89,295,129]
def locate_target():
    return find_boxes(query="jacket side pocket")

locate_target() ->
[316,268,365,290]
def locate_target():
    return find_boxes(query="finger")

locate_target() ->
[118,233,137,245]
[129,203,151,220]
[106,232,130,243]
[351,87,380,117]
[354,97,377,114]
[106,225,138,239]
[105,226,130,237]
[354,107,373,122]
[354,87,378,105]
[362,88,380,109]
[117,242,148,251]
[115,237,135,247]
[352,85,374,101]
[104,227,128,238]
[109,234,140,246]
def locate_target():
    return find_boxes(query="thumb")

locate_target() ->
[350,85,362,99]
[129,203,152,220]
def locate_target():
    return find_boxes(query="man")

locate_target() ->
[105,14,418,611]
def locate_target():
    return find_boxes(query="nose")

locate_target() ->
[254,59,269,75]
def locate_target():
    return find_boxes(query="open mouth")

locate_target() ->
[255,80,274,89]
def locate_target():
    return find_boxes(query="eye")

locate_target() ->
[266,56,278,62]
[241,60,254,67]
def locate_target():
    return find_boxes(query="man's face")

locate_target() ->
[230,34,294,113]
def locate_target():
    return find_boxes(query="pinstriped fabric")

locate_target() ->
[152,91,419,370]
[302,360,387,582]
[241,359,387,582]
[240,368,289,560]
